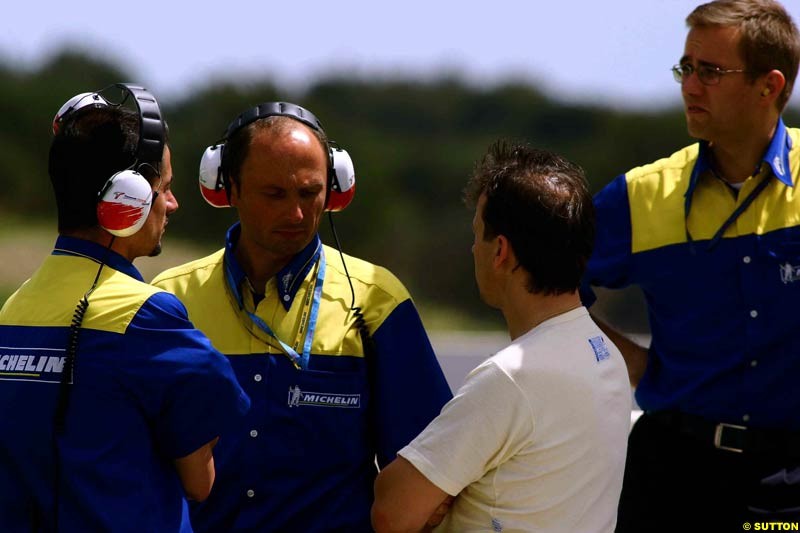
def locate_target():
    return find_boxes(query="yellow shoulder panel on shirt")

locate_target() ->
[0,255,164,334]
[627,128,800,254]
[626,144,698,254]
[322,244,411,332]
[151,249,246,354]
[151,248,225,294]
[151,246,413,358]
[289,245,412,357]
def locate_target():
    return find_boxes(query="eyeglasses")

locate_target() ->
[671,63,747,86]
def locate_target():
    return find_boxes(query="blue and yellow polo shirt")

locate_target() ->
[0,236,249,533]
[583,118,800,430]
[152,223,452,533]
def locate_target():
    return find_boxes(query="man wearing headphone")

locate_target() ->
[152,102,452,532]
[0,85,250,532]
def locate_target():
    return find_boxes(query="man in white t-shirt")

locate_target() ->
[371,141,632,533]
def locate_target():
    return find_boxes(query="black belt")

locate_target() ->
[646,410,800,457]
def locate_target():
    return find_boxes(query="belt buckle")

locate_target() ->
[714,422,747,453]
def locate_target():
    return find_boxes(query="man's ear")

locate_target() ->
[493,235,513,270]
[761,69,786,105]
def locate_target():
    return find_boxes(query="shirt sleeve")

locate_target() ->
[580,173,635,307]
[398,360,532,496]
[372,299,453,467]
[125,291,251,459]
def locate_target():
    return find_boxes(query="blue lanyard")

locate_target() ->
[223,247,326,370]
[683,124,793,251]
[684,166,772,252]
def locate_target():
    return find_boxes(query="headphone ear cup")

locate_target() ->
[326,147,356,212]
[96,170,154,237]
[199,145,230,208]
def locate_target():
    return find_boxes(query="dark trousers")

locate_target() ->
[615,412,800,533]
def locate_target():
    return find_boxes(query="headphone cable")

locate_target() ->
[52,235,113,532]
[326,212,379,454]
[327,212,373,350]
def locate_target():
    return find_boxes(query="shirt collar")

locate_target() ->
[223,222,322,311]
[764,117,793,186]
[51,235,143,282]
[691,116,794,188]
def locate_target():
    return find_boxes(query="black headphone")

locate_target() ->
[52,83,166,237]
[199,102,356,211]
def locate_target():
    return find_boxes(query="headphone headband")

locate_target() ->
[54,84,166,166]
[224,102,324,140]
[120,84,166,164]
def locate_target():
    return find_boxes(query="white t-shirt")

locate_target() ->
[399,307,631,533]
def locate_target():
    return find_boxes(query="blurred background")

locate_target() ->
[2,0,799,388]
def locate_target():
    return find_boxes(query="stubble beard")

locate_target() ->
[148,241,162,257]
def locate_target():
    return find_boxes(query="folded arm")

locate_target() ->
[174,436,219,502]
[372,456,452,533]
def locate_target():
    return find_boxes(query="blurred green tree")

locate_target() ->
[7,50,797,328]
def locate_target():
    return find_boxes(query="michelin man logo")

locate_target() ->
[288,385,302,407]
[780,262,800,284]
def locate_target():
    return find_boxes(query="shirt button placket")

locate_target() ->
[740,249,757,424]
[247,369,265,496]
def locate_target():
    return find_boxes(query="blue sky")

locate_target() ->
[3,0,799,109]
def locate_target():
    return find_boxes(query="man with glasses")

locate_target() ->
[582,0,800,530]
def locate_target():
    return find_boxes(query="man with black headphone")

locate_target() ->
[0,85,250,532]
[152,102,452,532]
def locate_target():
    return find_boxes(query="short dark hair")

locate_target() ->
[222,115,329,193]
[48,106,163,232]
[464,140,595,295]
